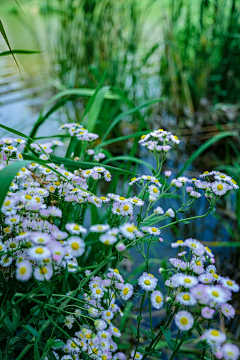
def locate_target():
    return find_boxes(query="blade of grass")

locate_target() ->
[101,98,165,143]
[0,20,21,74]
[178,131,239,176]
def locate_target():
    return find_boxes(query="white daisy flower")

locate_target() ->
[110,326,121,338]
[30,232,51,245]
[138,272,158,291]
[222,343,239,360]
[65,223,87,235]
[130,197,144,207]
[176,292,197,306]
[151,290,164,309]
[120,283,133,300]
[102,310,114,321]
[67,237,85,257]
[130,351,143,360]
[0,255,13,267]
[212,181,229,196]
[92,287,104,299]
[206,285,231,303]
[173,274,198,288]
[90,224,110,233]
[99,234,117,246]
[148,185,160,198]
[220,277,239,292]
[34,265,53,281]
[119,202,133,216]
[16,260,32,281]
[120,223,138,239]
[184,238,205,256]
[175,310,194,331]
[28,246,51,261]
[203,328,226,344]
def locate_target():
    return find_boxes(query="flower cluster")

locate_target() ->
[48,268,133,360]
[0,125,239,360]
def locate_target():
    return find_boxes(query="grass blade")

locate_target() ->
[0,50,41,57]
[101,98,164,143]
[103,155,154,171]
[0,20,21,74]
[0,160,30,209]
[177,131,239,176]
[95,130,150,150]
[86,86,110,132]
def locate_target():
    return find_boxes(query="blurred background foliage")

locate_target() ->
[0,0,240,344]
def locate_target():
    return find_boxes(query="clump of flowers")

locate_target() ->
[0,124,238,360]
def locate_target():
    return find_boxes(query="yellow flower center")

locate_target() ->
[36,248,44,254]
[73,224,80,230]
[25,195,32,200]
[96,289,101,294]
[183,294,190,301]
[141,135,146,139]
[196,261,201,266]
[212,291,219,297]
[180,317,188,325]
[9,243,17,249]
[217,184,223,191]
[156,296,162,303]
[55,181,61,186]
[152,187,158,193]
[177,240,183,244]
[40,267,47,275]
[144,280,151,285]
[210,330,219,337]
[123,205,129,211]
[119,197,125,200]
[226,280,233,286]
[71,242,79,250]
[86,334,91,339]
[123,288,129,295]
[174,135,178,140]
[19,267,27,275]
[151,227,158,232]
[184,278,191,283]
[131,177,137,181]
[106,312,111,316]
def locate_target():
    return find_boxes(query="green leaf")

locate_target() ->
[29,88,120,139]
[101,98,164,143]
[12,306,21,332]
[196,340,210,349]
[131,324,138,337]
[49,155,137,176]
[34,339,40,360]
[103,155,154,171]
[51,341,66,349]
[178,131,238,176]
[0,309,13,334]
[86,86,110,132]
[95,130,150,150]
[0,160,30,210]
[65,137,79,158]
[140,327,156,340]
[0,20,21,73]
[160,326,175,350]
[0,49,41,57]
[22,324,41,338]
